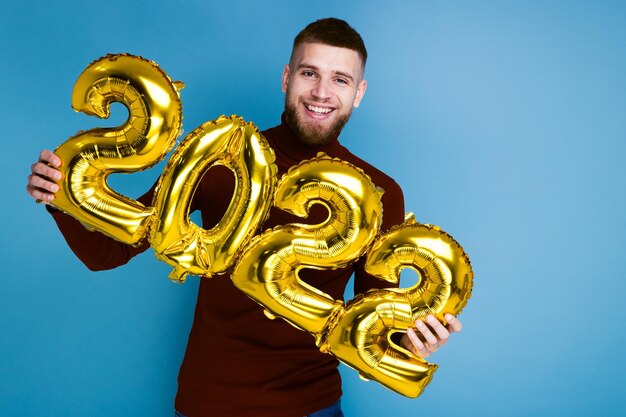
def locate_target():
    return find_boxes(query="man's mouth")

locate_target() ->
[304,103,334,116]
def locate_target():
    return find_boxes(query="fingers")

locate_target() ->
[405,327,431,358]
[26,150,62,203]
[402,314,463,358]
[445,313,463,333]
[39,149,61,167]
[30,162,62,182]
[416,316,441,347]
[32,150,62,179]
[26,184,54,203]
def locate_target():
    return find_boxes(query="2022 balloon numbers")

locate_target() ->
[51,54,473,398]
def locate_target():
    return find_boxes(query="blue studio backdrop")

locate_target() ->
[2,1,626,416]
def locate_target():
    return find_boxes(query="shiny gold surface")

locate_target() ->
[50,55,475,399]
[321,214,474,397]
[52,54,183,244]
[231,155,383,340]
[149,115,277,282]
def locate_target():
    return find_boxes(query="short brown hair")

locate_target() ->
[291,18,367,67]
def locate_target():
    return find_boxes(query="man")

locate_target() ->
[27,18,462,417]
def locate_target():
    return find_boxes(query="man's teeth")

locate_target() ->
[306,104,333,114]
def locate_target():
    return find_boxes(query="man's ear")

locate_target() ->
[281,64,291,93]
[353,79,367,108]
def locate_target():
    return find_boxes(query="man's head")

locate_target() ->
[282,18,368,145]
[290,18,367,71]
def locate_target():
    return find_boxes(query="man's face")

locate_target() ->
[282,42,367,145]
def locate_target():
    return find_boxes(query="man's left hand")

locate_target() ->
[400,313,462,359]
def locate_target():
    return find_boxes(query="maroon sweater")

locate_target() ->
[50,117,405,417]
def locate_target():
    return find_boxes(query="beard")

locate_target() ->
[284,97,352,146]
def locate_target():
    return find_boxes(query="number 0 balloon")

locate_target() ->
[149,116,277,282]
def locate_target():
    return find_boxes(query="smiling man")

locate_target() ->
[27,18,462,417]
[282,40,367,146]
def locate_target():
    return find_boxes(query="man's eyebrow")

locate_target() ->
[297,63,320,72]
[334,71,354,82]
[297,63,355,82]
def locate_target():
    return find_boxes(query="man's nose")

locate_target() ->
[311,79,331,100]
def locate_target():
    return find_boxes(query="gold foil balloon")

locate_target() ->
[149,116,277,283]
[321,213,474,397]
[232,154,383,342]
[48,55,475,400]
[52,54,183,244]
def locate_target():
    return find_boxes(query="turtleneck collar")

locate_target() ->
[263,113,345,166]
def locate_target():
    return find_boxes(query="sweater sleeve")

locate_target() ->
[46,188,154,271]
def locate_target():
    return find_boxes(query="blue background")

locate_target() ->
[2,1,625,416]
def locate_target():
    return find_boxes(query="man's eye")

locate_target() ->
[302,71,315,78]
[336,78,348,85]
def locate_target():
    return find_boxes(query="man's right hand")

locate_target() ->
[27,150,62,203]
